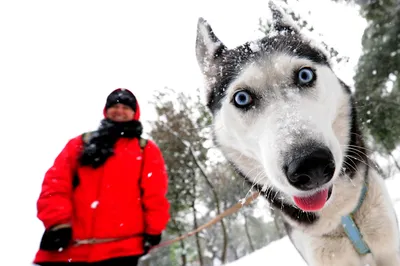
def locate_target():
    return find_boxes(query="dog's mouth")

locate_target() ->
[292,186,333,212]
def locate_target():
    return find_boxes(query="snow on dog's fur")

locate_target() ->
[195,3,400,266]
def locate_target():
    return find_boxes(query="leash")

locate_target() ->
[74,234,143,246]
[72,183,370,255]
[73,191,260,249]
[341,181,370,254]
[149,191,260,251]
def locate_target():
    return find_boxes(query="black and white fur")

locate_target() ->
[195,4,400,266]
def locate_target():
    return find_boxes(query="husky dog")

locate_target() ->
[195,4,400,266]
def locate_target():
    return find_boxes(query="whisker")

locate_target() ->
[341,144,373,155]
[342,160,358,175]
[341,161,357,187]
[345,154,375,170]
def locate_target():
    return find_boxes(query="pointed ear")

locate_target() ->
[269,1,300,34]
[195,17,227,77]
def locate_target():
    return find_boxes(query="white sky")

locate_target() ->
[0,0,366,265]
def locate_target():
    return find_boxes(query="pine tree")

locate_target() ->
[353,0,400,156]
[147,88,229,265]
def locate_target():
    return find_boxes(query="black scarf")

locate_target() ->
[79,118,143,168]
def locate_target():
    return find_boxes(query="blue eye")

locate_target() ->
[297,68,315,85]
[233,90,253,108]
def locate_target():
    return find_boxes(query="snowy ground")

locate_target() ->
[226,176,400,266]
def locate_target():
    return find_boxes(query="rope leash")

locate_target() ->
[149,191,260,251]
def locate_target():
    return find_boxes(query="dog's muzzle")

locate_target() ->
[284,146,335,191]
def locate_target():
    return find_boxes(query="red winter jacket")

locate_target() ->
[34,97,170,263]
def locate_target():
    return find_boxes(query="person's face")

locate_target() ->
[106,103,135,122]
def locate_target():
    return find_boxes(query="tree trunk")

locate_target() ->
[192,182,204,266]
[189,146,229,263]
[179,239,187,266]
[172,218,187,266]
[243,214,255,252]
[389,152,400,171]
[165,130,229,264]
[373,159,387,179]
[229,244,239,260]
[382,144,400,173]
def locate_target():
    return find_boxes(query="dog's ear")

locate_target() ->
[269,2,300,35]
[195,17,227,78]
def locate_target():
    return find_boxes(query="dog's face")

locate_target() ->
[195,6,352,212]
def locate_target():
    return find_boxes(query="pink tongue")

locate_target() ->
[293,189,329,211]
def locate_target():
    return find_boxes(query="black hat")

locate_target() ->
[105,89,137,112]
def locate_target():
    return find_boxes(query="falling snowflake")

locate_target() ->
[91,201,99,209]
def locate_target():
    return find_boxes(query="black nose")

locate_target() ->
[285,147,335,191]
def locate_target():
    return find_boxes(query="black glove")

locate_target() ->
[143,234,161,254]
[39,225,72,251]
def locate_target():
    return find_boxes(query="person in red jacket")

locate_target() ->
[33,88,170,266]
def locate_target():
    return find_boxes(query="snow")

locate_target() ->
[226,236,305,266]
[226,176,400,266]
[249,41,261,53]
[90,200,99,209]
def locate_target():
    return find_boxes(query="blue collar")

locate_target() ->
[341,181,370,254]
